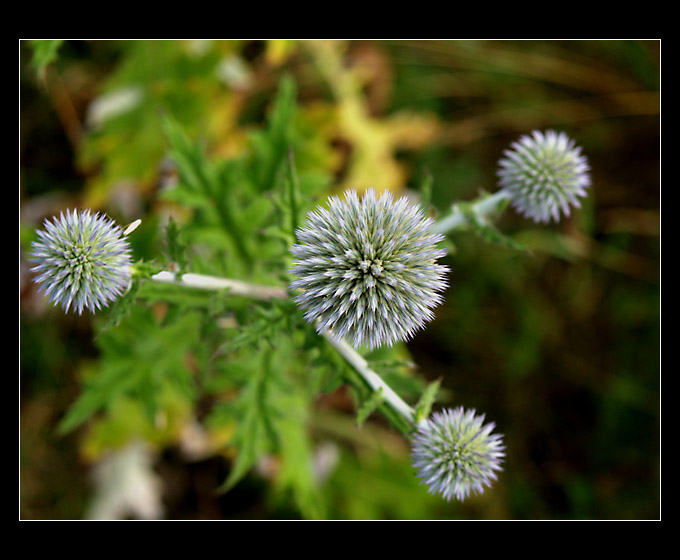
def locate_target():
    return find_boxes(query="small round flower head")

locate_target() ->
[30,209,133,314]
[289,189,448,350]
[411,407,505,501]
[498,129,591,224]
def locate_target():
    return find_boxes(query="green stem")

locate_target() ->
[432,190,512,235]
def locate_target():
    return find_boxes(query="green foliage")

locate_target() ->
[456,194,531,253]
[218,299,298,354]
[213,339,324,518]
[161,112,255,270]
[356,388,385,427]
[59,306,201,434]
[414,379,441,425]
[249,74,298,193]
[28,40,63,80]
[162,218,189,273]
[158,75,329,284]
[58,77,425,518]
[77,41,230,197]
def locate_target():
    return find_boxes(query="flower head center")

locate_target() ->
[358,258,383,277]
[67,243,94,270]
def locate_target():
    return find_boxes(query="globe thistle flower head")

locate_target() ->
[289,189,448,350]
[30,209,133,314]
[411,406,505,501]
[498,129,591,224]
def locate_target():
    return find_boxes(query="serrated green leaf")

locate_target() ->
[251,75,297,193]
[274,394,325,519]
[58,361,139,435]
[161,114,213,195]
[218,350,278,492]
[59,307,201,434]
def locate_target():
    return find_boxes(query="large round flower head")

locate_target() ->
[497,129,591,224]
[289,189,448,350]
[411,407,505,501]
[30,209,133,314]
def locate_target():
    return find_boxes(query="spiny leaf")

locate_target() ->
[273,393,325,519]
[163,217,189,273]
[462,205,531,253]
[218,349,278,493]
[250,75,297,193]
[59,308,201,433]
[414,379,441,425]
[161,114,214,195]
[356,388,385,427]
[161,113,252,267]
[219,302,294,354]
[97,277,142,333]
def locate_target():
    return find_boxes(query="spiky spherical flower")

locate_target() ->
[289,189,448,350]
[498,129,591,224]
[411,407,505,501]
[30,209,133,314]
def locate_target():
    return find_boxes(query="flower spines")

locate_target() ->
[498,130,591,224]
[411,407,505,501]
[290,189,448,350]
[30,209,133,314]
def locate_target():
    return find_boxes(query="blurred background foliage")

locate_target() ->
[19,39,660,520]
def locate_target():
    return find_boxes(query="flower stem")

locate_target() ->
[431,190,511,235]
[323,331,415,425]
[150,271,289,301]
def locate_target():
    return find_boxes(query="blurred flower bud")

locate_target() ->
[498,130,591,223]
